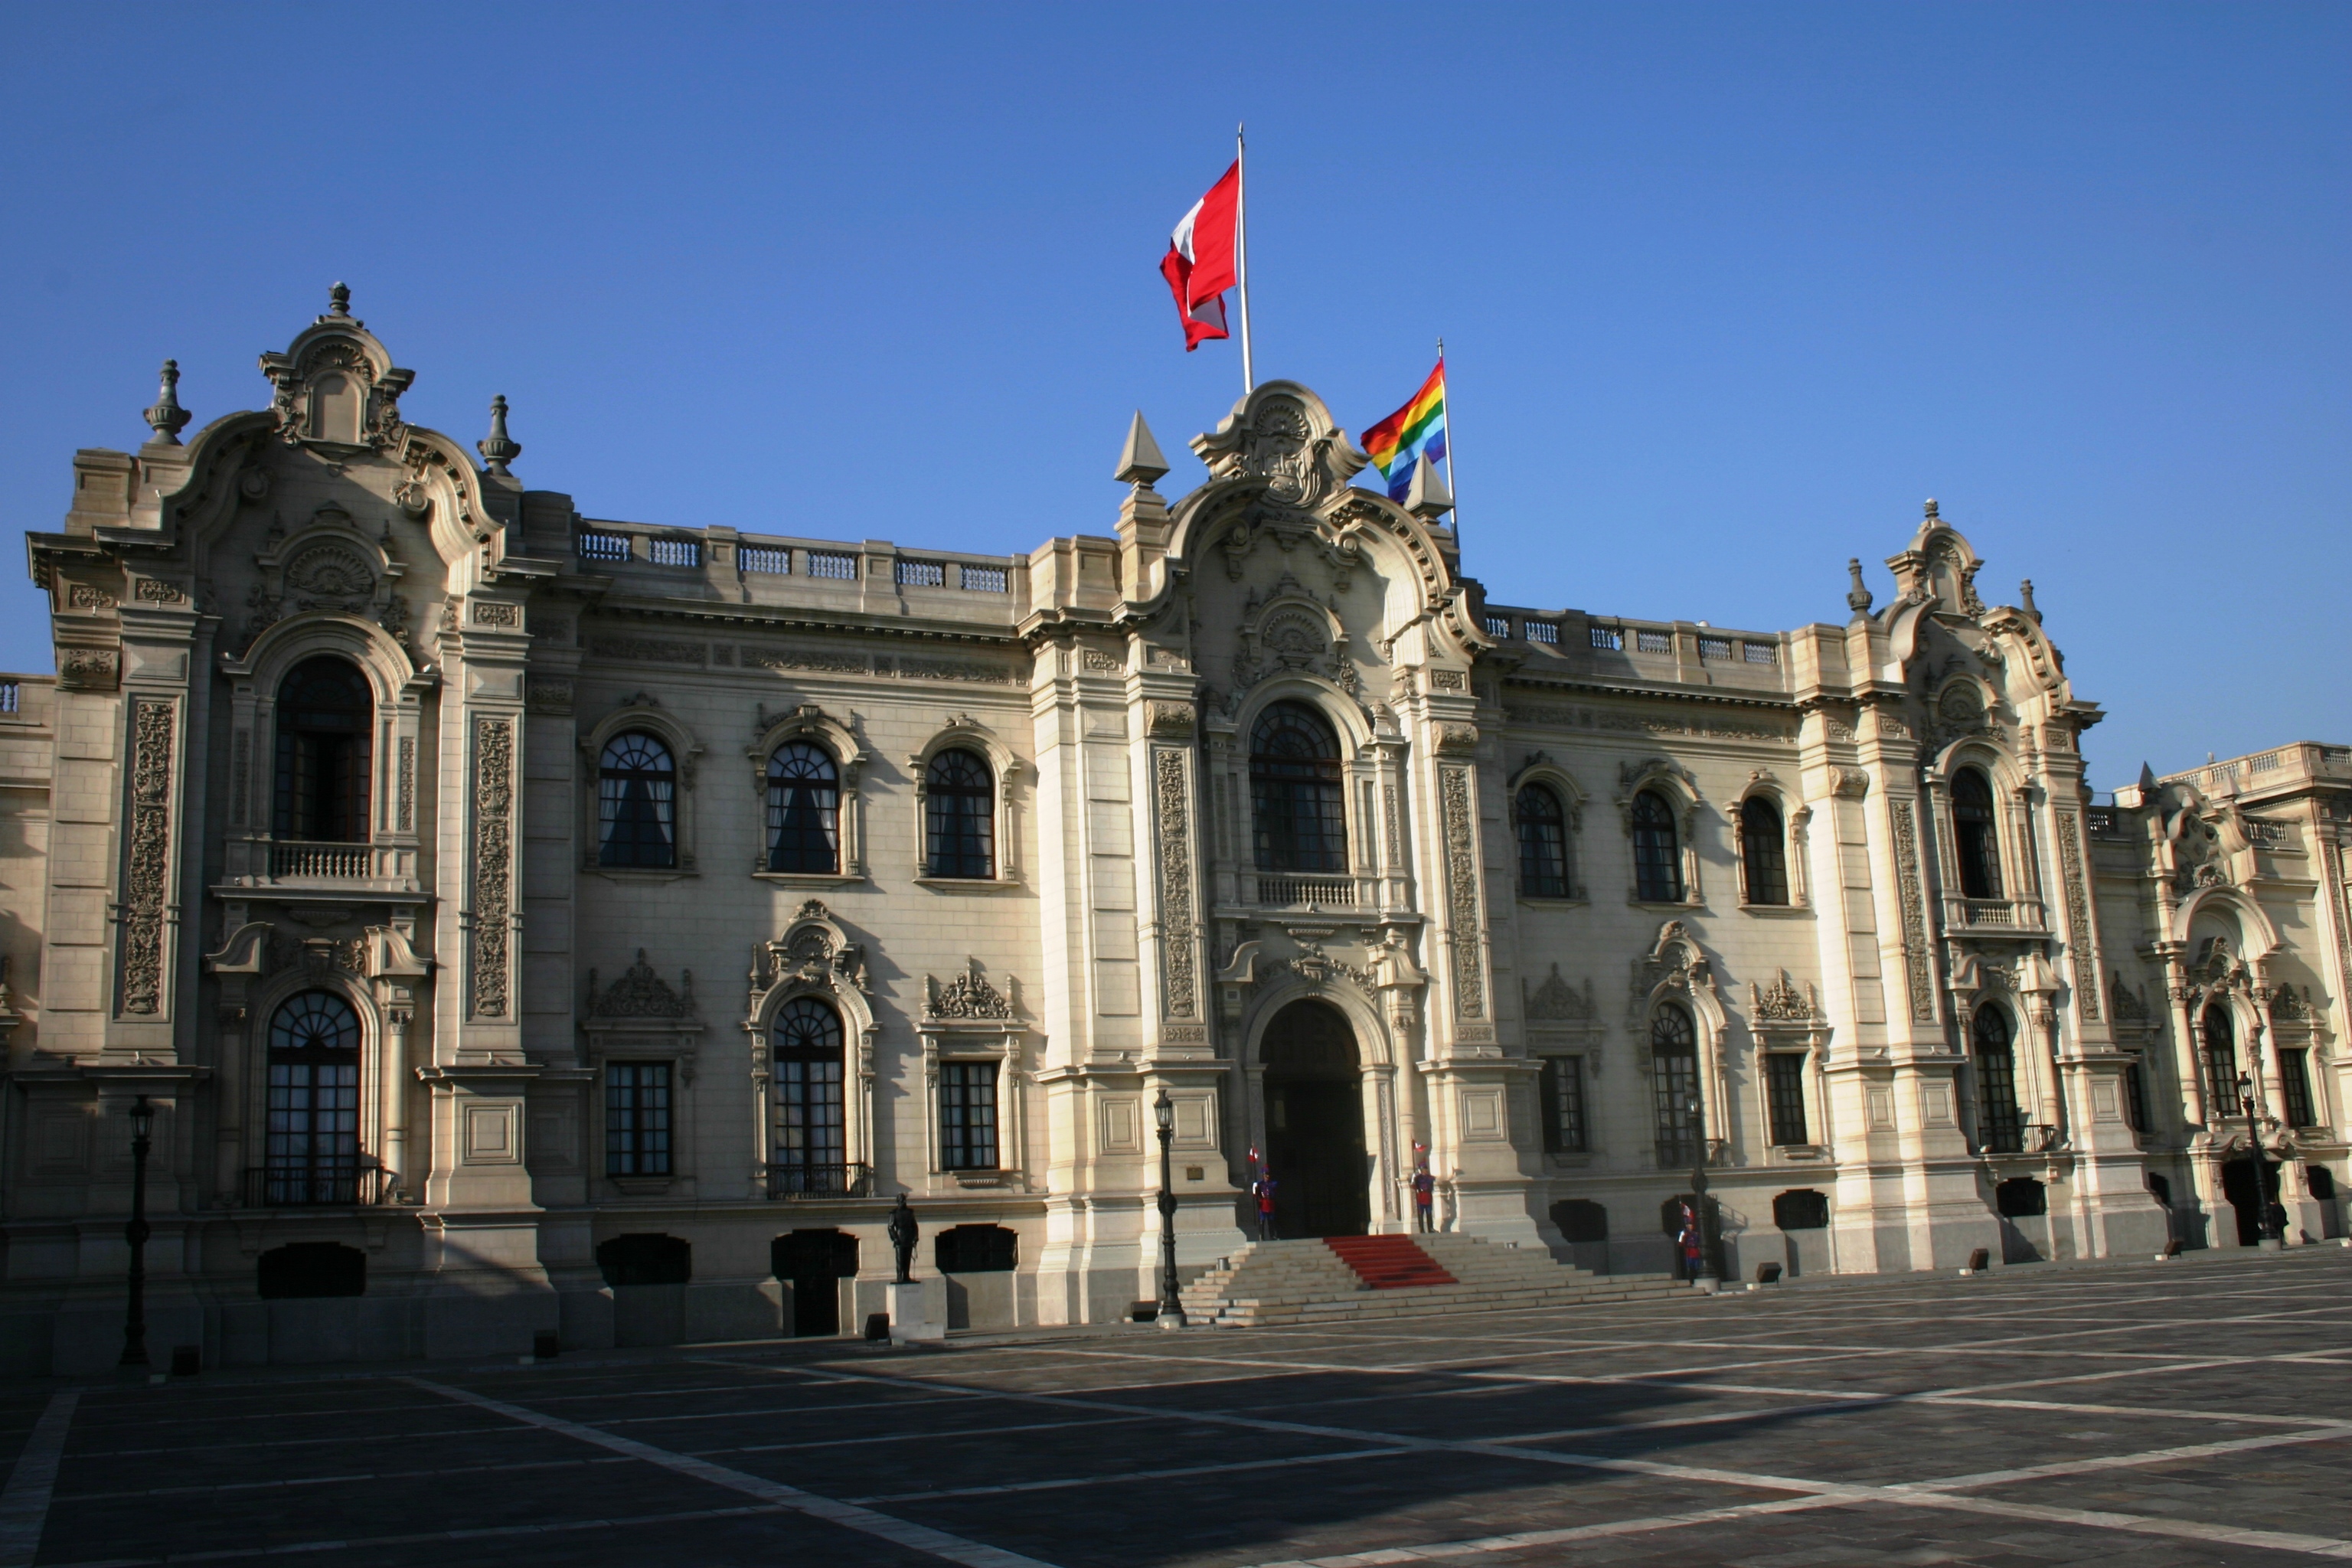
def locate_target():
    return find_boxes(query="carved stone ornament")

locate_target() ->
[257,294,416,452]
[1524,964,1596,1021]
[926,959,1014,1021]
[119,699,175,1015]
[2269,982,2314,1022]
[752,900,871,998]
[285,544,374,601]
[1191,384,1367,514]
[1439,765,1485,1018]
[587,949,697,1019]
[1889,801,1937,1024]
[1287,939,1377,998]
[1148,701,1196,738]
[57,648,120,690]
[471,717,514,1018]
[2110,971,2151,1021]
[1155,749,1198,1018]
[2054,812,2102,1022]
[1434,722,1479,756]
[1749,969,1822,1023]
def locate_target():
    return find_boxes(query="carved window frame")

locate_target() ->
[578,699,705,880]
[746,704,868,886]
[1508,760,1586,903]
[1729,776,1808,911]
[908,719,1025,890]
[582,975,704,1197]
[1220,676,1389,907]
[1619,765,1704,909]
[916,1015,1029,1187]
[241,969,387,1207]
[743,905,881,1184]
[1926,740,2036,925]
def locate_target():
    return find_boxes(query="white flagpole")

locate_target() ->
[1236,123,1255,394]
[1439,335,1459,543]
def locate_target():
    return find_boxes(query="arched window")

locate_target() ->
[266,991,361,1205]
[2200,1004,2238,1116]
[1649,1003,1702,1166]
[924,749,995,879]
[598,733,677,868]
[1972,1004,2024,1153]
[1740,797,1789,906]
[273,657,371,841]
[1250,702,1346,872]
[766,741,840,874]
[1951,767,2004,900]
[1517,785,1570,898]
[771,997,848,1193]
[1631,789,1682,903]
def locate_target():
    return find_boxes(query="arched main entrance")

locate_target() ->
[1261,999,1370,1239]
[2220,1155,2282,1246]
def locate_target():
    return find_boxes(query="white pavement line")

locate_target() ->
[847,1446,1406,1504]
[0,1390,77,1568]
[1223,1494,1850,1566]
[1922,1393,2344,1428]
[61,1452,635,1503]
[1886,1490,2352,1560]
[408,1377,1057,1568]
[34,1502,801,1568]
[1900,1422,2352,1492]
[696,1414,1143,1459]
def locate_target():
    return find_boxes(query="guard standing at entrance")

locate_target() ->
[1677,1200,1703,1279]
[1411,1145,1435,1233]
[1250,1155,1279,1241]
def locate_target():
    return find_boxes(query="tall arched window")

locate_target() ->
[1517,785,1570,898]
[1632,789,1682,903]
[1649,1003,1702,1166]
[2200,1004,2238,1117]
[925,749,995,879]
[598,733,677,867]
[273,658,371,841]
[1740,797,1789,906]
[771,997,848,1193]
[266,991,361,1204]
[1250,702,1347,872]
[766,741,840,874]
[1972,1004,2024,1153]
[1951,767,2004,900]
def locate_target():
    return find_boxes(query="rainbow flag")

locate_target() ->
[1363,359,1446,501]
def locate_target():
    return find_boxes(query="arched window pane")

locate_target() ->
[273,658,372,841]
[925,749,995,879]
[1649,1004,1702,1166]
[1517,785,1570,898]
[766,741,840,874]
[266,991,361,1204]
[1952,768,2004,900]
[772,998,848,1191]
[1740,797,1789,906]
[599,733,677,868]
[1973,1004,2023,1152]
[1250,702,1346,873]
[1632,789,1683,903]
[2200,1005,2238,1116]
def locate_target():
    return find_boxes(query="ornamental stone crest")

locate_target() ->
[1749,969,1822,1022]
[1191,381,1367,514]
[587,950,697,1019]
[926,959,1014,1021]
[1524,964,1596,1021]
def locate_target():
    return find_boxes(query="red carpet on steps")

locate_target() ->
[1325,1235,1458,1289]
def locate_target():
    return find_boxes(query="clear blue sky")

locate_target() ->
[2,4,2344,786]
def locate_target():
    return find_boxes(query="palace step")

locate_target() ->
[1325,1234,1458,1289]
[1176,1234,1687,1328]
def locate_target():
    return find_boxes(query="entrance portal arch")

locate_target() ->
[1261,998,1370,1239]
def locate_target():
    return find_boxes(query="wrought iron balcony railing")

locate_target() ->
[765,1161,874,1200]
[241,1165,388,1208]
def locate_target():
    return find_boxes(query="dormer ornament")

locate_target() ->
[586,950,697,1019]
[478,394,521,475]
[259,286,415,451]
[143,359,191,446]
[1191,381,1366,513]
[925,959,1014,1021]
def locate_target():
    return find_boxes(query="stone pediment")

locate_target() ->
[1191,381,1366,513]
[588,950,697,1019]
[925,959,1015,1021]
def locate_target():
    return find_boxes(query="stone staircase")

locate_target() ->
[1177,1233,1687,1328]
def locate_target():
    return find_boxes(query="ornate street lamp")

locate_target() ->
[1684,1093,1720,1289]
[120,1096,155,1369]
[1153,1088,1187,1328]
[2238,1072,2282,1250]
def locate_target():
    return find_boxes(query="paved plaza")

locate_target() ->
[0,1248,2346,1567]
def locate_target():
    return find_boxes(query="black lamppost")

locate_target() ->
[1684,1093,1720,1289]
[2238,1072,2282,1250]
[120,1096,155,1369]
[1153,1088,1187,1328]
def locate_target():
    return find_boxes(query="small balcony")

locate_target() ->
[1253,875,1360,909]
[240,1165,391,1209]
[1945,897,2046,934]
[766,1161,874,1200]
[220,835,421,900]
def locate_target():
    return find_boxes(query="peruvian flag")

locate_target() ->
[1161,162,1239,351]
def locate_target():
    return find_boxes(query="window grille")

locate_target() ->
[1766,1054,1808,1145]
[1636,629,1672,653]
[606,1063,673,1176]
[773,998,847,1181]
[807,550,858,580]
[1743,641,1777,664]
[1772,1189,1828,1230]
[960,564,1009,593]
[0,682,18,714]
[1974,1005,2024,1153]
[1589,625,1622,651]
[577,529,631,563]
[1524,619,1558,645]
[936,1223,1017,1272]
[739,545,792,575]
[1540,1057,1587,1152]
[1483,615,1511,638]
[265,991,361,1205]
[1697,636,1732,660]
[939,1061,1000,1170]
[647,537,701,567]
[896,559,946,588]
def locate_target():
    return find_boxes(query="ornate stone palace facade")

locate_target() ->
[0,292,2342,1370]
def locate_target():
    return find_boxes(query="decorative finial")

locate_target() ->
[477,394,521,475]
[2019,577,2040,622]
[1114,410,1170,487]
[328,282,351,317]
[1923,498,1939,521]
[142,359,191,446]
[1845,557,1873,615]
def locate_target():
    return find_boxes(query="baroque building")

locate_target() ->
[0,290,2341,1371]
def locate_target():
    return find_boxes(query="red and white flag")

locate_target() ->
[1161,162,1239,351]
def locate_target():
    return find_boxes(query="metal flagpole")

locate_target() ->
[1236,123,1254,394]
[1439,336,1459,544]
